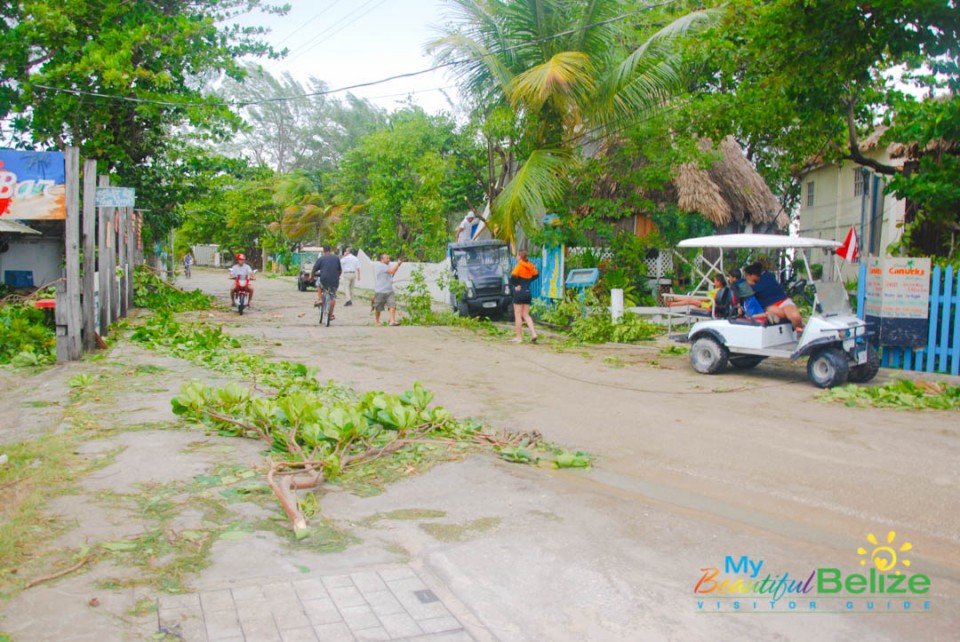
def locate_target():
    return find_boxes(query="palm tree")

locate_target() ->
[429,0,715,244]
[271,171,348,246]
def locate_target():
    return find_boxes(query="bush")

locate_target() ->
[0,304,55,365]
[133,266,213,311]
[532,290,660,344]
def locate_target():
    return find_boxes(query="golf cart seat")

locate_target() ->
[729,314,791,327]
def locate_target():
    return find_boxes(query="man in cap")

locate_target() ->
[455,209,481,243]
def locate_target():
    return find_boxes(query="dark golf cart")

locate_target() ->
[448,240,514,319]
[296,247,322,291]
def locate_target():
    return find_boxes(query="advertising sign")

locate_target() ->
[0,149,67,220]
[864,257,931,347]
[95,187,136,208]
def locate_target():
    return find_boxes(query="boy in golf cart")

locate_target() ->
[742,262,804,333]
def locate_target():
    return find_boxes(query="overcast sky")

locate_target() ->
[236,0,459,114]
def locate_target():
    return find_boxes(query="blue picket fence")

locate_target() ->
[856,263,960,376]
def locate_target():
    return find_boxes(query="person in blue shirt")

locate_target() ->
[743,262,804,333]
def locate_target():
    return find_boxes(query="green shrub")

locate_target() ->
[0,304,55,365]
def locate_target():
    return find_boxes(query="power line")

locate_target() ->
[281,0,390,67]
[273,0,346,48]
[27,0,684,109]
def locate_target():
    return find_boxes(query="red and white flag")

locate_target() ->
[836,226,859,262]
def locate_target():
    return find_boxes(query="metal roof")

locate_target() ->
[677,234,842,250]
[0,219,41,235]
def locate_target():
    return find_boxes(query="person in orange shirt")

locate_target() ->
[509,249,539,343]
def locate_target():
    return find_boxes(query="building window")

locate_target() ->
[806,181,815,207]
[854,169,870,197]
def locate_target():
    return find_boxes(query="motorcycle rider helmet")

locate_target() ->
[236,253,245,260]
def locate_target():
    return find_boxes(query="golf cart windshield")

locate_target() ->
[815,280,853,316]
[452,246,510,273]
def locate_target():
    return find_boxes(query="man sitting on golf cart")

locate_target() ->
[743,262,804,333]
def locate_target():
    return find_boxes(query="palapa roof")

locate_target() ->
[674,137,789,231]
[586,135,788,232]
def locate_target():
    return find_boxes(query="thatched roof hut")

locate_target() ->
[587,136,788,234]
[674,137,789,232]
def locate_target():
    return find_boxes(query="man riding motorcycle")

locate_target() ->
[229,253,255,307]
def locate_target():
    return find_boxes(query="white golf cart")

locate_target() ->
[676,234,879,388]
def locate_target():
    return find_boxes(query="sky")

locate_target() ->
[236,0,459,114]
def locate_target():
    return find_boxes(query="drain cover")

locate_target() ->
[414,589,439,604]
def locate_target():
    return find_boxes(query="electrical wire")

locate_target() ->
[280,0,390,67]
[26,0,684,109]
[272,0,345,48]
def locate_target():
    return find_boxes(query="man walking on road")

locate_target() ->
[311,245,342,320]
[340,247,360,306]
[373,253,403,326]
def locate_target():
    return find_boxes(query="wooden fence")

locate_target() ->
[856,262,960,376]
[55,147,142,362]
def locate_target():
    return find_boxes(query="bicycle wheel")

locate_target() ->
[318,291,325,325]
[322,292,332,327]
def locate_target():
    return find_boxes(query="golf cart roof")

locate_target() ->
[447,239,508,251]
[678,234,841,250]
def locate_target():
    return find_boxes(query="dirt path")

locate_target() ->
[1,266,958,640]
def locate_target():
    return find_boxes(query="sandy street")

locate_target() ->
[1,266,958,641]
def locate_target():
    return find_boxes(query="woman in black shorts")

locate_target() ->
[509,249,539,343]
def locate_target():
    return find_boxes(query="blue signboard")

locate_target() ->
[96,187,136,208]
[0,149,66,220]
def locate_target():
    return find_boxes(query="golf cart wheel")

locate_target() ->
[847,345,881,383]
[457,300,470,318]
[690,335,729,374]
[505,305,515,322]
[807,348,849,388]
[298,280,306,292]
[729,354,765,370]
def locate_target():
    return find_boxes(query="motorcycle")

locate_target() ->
[231,272,255,315]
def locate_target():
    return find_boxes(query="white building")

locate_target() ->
[798,129,907,277]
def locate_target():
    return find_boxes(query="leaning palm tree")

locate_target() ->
[429,0,715,244]
[271,171,345,245]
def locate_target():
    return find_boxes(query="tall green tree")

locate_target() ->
[333,107,480,261]
[429,0,715,243]
[681,0,959,254]
[0,0,286,236]
[218,66,388,175]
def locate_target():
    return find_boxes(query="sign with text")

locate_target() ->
[0,149,67,220]
[95,187,135,208]
[865,257,931,347]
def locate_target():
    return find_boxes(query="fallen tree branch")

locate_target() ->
[25,555,91,589]
[200,409,273,444]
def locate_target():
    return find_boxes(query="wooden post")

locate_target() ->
[117,206,128,317]
[97,176,112,336]
[110,209,119,323]
[81,159,97,351]
[125,206,135,307]
[60,147,83,361]
[54,281,69,363]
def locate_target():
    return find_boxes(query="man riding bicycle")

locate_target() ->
[310,245,342,320]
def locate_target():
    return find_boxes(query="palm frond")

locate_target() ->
[492,149,570,243]
[507,51,595,114]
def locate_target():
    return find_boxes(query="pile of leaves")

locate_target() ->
[0,304,55,366]
[130,314,591,534]
[133,266,213,312]
[130,314,325,396]
[823,379,960,410]
[532,291,660,344]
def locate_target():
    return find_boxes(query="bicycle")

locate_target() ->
[318,285,335,326]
